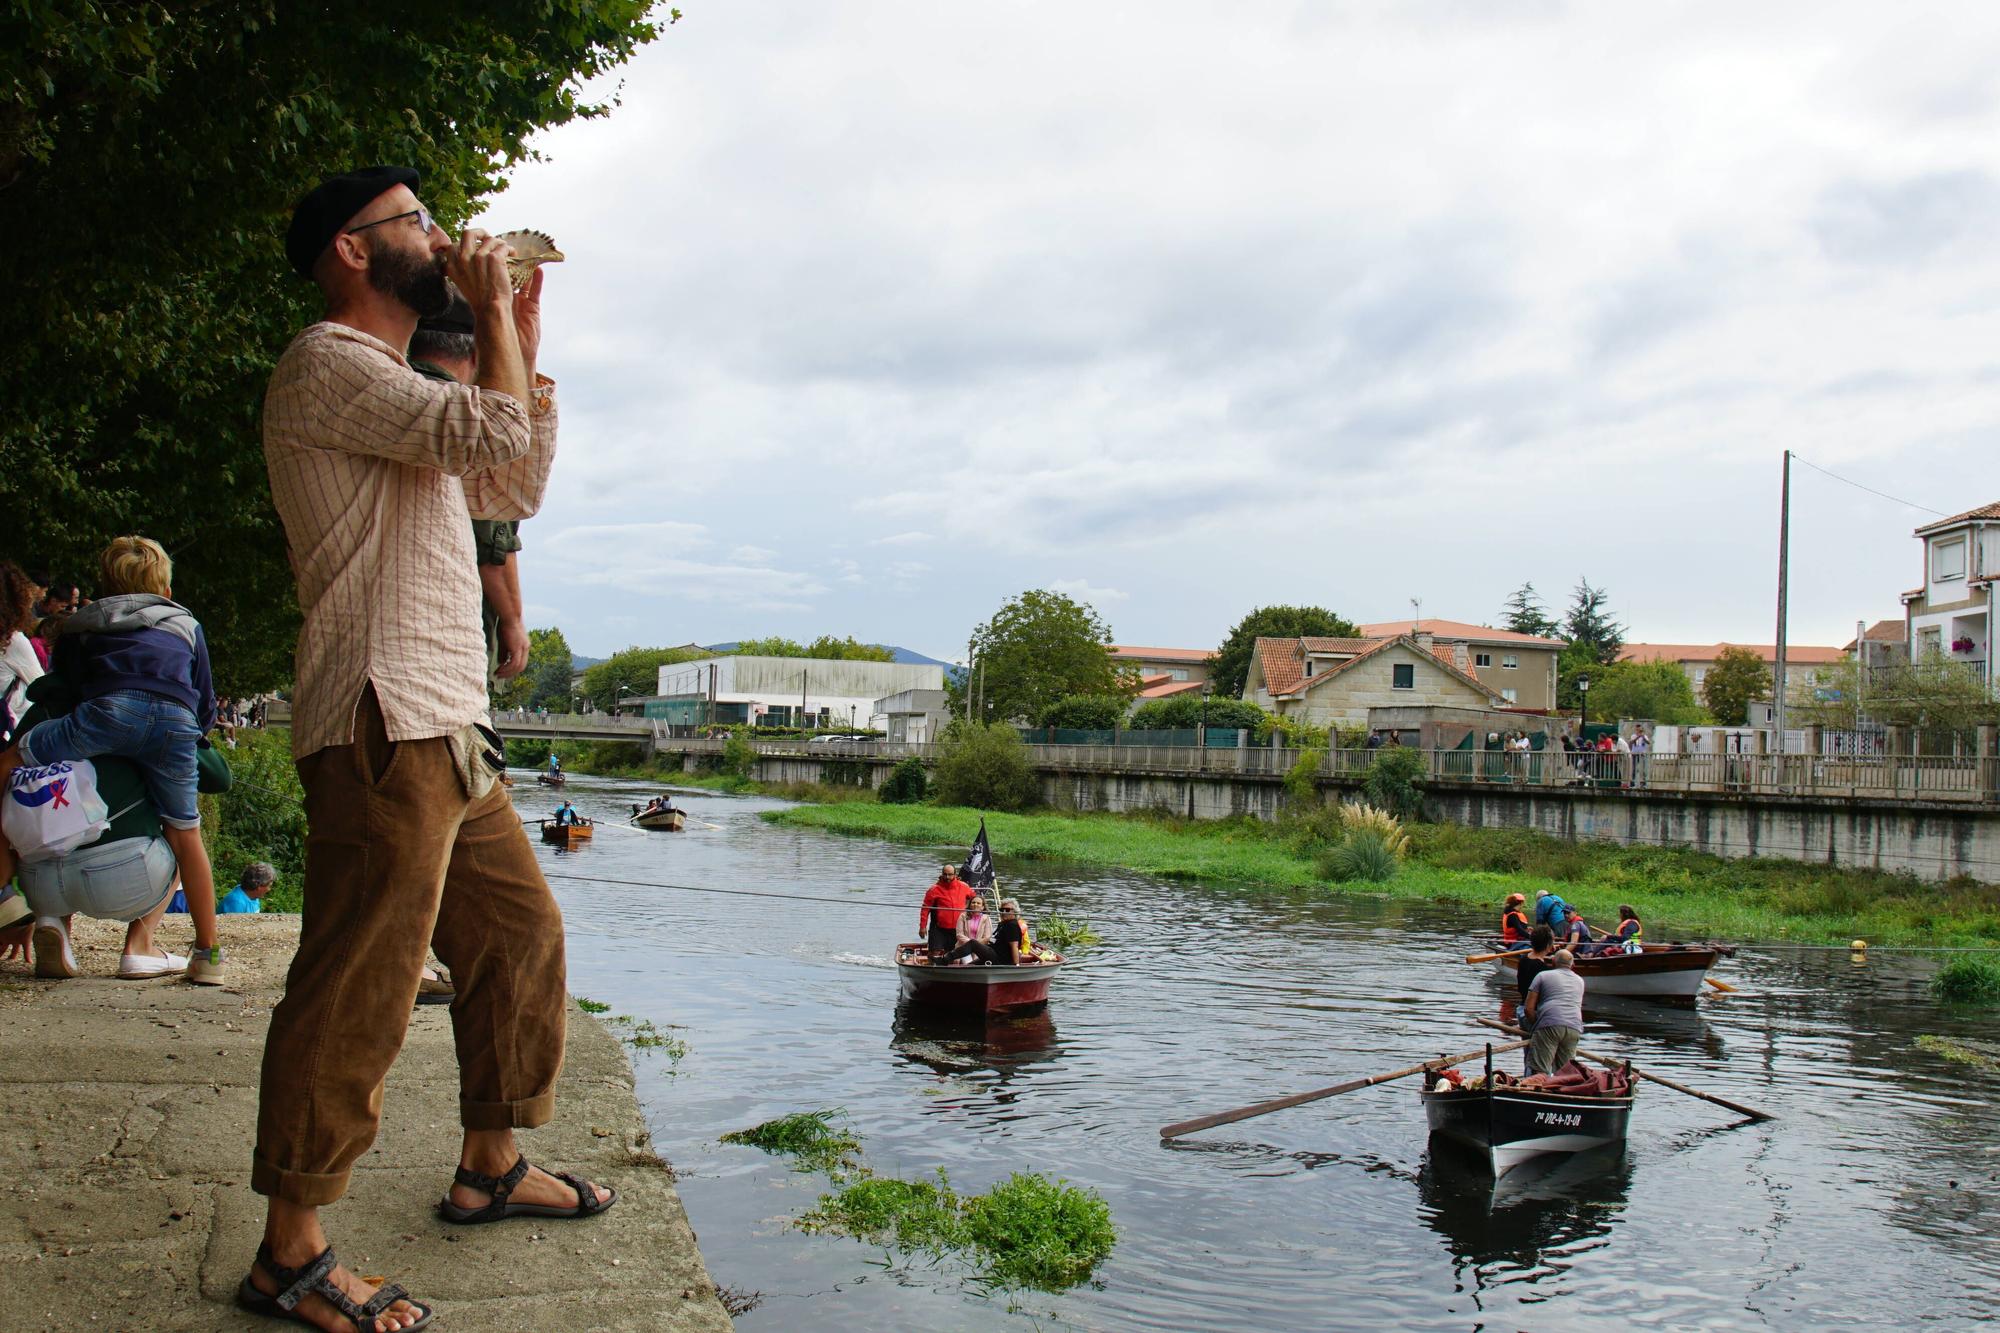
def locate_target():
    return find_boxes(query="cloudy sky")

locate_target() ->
[472,1,2000,663]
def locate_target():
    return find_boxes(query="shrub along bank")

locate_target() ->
[763,802,2000,947]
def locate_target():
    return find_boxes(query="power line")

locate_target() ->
[1790,454,1948,518]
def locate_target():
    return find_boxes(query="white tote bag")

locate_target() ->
[3,760,112,863]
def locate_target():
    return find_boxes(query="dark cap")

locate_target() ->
[416,291,475,337]
[285,166,421,279]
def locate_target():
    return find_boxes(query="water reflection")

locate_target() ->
[1418,1144,1631,1274]
[890,1009,1063,1080]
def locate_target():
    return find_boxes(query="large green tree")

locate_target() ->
[1701,646,1773,725]
[961,589,1126,725]
[1,3,672,694]
[581,645,707,711]
[1575,660,1708,726]
[1500,583,1560,639]
[1561,578,1625,665]
[1209,605,1360,698]
[494,626,575,712]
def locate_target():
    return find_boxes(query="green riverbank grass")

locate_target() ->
[763,803,2000,947]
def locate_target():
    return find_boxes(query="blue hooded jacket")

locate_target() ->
[49,594,216,733]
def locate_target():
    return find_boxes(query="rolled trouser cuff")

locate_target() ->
[461,1091,556,1131]
[250,1154,351,1207]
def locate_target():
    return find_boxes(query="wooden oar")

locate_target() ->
[1465,951,1514,965]
[1704,976,1738,992]
[1159,1039,1531,1140]
[1473,1017,1775,1122]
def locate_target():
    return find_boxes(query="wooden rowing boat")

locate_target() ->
[630,804,686,831]
[1487,942,1723,1001]
[1421,1052,1635,1176]
[536,772,567,788]
[539,818,593,848]
[894,942,1065,1015]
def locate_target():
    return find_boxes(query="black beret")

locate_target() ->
[416,291,475,338]
[285,166,421,279]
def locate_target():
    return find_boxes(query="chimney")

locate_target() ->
[1416,631,1435,656]
[1452,642,1470,670]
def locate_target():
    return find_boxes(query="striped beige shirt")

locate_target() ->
[263,321,558,758]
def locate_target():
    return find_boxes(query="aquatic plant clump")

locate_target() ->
[1340,802,1410,856]
[1915,1034,2000,1069]
[1035,915,1101,950]
[1930,958,2000,1005]
[960,1172,1117,1290]
[722,1110,863,1174]
[800,1170,966,1251]
[1321,830,1401,883]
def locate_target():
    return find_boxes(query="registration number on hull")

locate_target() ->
[1534,1111,1583,1128]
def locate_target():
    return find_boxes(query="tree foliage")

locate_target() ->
[1036,694,1129,731]
[961,590,1126,726]
[933,723,1039,812]
[1572,660,1708,726]
[1,2,672,693]
[494,627,575,712]
[1210,605,1360,698]
[1126,696,1265,732]
[733,635,896,662]
[581,645,706,711]
[1701,646,1773,726]
[1500,583,1560,639]
[1561,578,1625,665]
[1795,655,1998,731]
[1362,747,1427,820]
[879,757,929,804]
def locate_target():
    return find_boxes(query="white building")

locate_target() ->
[1900,502,2000,690]
[651,655,945,731]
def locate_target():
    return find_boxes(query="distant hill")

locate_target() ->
[705,642,952,668]
[570,654,605,671]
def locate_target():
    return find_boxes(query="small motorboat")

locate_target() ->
[894,942,1065,1015]
[537,771,567,788]
[1421,1051,1635,1176]
[539,818,593,848]
[1488,942,1724,1001]
[631,803,686,831]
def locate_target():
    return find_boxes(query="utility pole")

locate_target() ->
[1855,617,1866,737]
[1774,449,1791,749]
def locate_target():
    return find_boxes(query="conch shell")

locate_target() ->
[497,230,564,291]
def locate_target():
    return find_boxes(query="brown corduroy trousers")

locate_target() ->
[251,688,566,1206]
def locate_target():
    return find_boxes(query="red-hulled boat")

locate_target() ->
[1488,941,1724,1001]
[895,942,1065,1015]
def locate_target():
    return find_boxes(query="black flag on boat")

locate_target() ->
[961,818,996,889]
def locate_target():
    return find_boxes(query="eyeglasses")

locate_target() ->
[344,206,433,236]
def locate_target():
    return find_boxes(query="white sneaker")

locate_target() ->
[32,917,78,980]
[117,949,190,979]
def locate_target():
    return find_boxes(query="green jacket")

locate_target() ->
[15,674,232,847]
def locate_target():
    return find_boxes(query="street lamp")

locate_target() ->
[1576,673,1591,727]
[616,683,636,716]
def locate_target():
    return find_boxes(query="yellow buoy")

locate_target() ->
[1850,939,1868,952]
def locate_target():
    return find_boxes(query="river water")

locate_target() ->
[513,776,1998,1330]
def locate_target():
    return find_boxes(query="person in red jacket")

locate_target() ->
[918,864,971,959]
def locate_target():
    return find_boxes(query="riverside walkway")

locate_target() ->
[0,914,732,1332]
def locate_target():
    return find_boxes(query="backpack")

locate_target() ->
[3,760,112,863]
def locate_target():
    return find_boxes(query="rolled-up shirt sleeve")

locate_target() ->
[466,376,558,520]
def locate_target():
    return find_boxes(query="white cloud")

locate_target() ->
[481,2,2000,655]
[1050,579,1129,606]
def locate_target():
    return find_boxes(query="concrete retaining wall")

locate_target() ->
[693,749,2000,883]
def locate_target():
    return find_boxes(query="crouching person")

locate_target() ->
[0,677,233,978]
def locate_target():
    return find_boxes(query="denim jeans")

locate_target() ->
[17,834,178,922]
[19,691,201,828]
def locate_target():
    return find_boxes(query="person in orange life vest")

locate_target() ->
[918,863,971,958]
[1611,904,1643,952]
[1500,892,1530,949]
